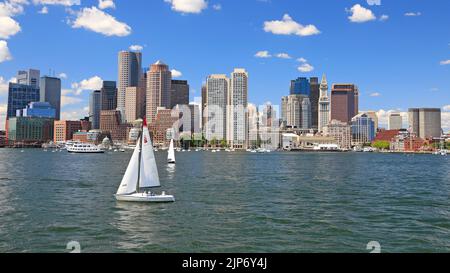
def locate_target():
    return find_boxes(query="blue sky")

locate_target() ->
[0,0,449,131]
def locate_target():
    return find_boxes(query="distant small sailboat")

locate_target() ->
[168,139,176,164]
[115,119,175,203]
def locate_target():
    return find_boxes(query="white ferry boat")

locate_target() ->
[67,143,104,154]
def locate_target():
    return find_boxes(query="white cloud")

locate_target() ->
[164,0,207,14]
[376,109,409,129]
[370,92,381,97]
[404,12,421,17]
[61,107,89,121]
[58,72,68,79]
[263,14,320,37]
[71,76,103,95]
[0,40,13,63]
[255,50,271,58]
[379,14,389,22]
[367,0,381,5]
[297,63,314,73]
[440,60,450,65]
[98,0,115,10]
[297,57,307,63]
[32,0,80,6]
[275,53,291,59]
[38,6,48,14]
[347,4,376,23]
[0,77,9,94]
[442,113,450,132]
[61,95,82,107]
[212,4,221,11]
[71,7,131,37]
[0,16,21,39]
[129,44,143,51]
[443,105,450,112]
[171,69,182,78]
[0,1,25,17]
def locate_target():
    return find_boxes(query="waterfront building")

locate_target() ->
[301,97,311,129]
[205,74,229,141]
[101,81,118,111]
[170,80,189,109]
[80,117,92,131]
[261,102,277,128]
[297,135,337,149]
[99,110,131,143]
[18,102,56,119]
[388,112,403,130]
[323,119,352,149]
[330,84,359,124]
[54,120,82,142]
[146,61,172,123]
[7,83,40,119]
[89,90,101,129]
[309,77,320,130]
[351,113,375,146]
[373,129,401,143]
[118,51,142,120]
[149,107,179,146]
[39,76,61,120]
[290,77,310,96]
[227,68,248,149]
[17,69,40,88]
[318,74,330,133]
[7,117,53,144]
[408,108,441,139]
[125,86,145,122]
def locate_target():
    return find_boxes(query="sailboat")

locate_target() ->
[115,119,175,203]
[168,139,176,164]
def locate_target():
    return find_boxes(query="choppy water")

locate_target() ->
[0,149,449,253]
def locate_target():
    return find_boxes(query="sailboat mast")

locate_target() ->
[136,121,144,193]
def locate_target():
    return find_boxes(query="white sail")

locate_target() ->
[139,124,160,188]
[116,138,140,195]
[168,139,175,163]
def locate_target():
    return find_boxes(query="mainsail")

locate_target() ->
[139,121,160,188]
[168,139,175,163]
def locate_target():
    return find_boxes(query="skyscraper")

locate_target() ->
[101,81,117,111]
[290,77,310,96]
[125,86,145,122]
[301,98,311,129]
[388,112,403,130]
[89,90,101,129]
[201,84,207,129]
[227,68,248,149]
[281,94,308,128]
[205,74,229,141]
[17,69,40,88]
[118,51,142,120]
[40,76,61,120]
[318,74,330,132]
[330,84,359,124]
[309,77,319,130]
[146,60,172,123]
[170,80,189,109]
[7,83,40,119]
[408,108,441,139]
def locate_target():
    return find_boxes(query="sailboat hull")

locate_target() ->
[115,193,175,203]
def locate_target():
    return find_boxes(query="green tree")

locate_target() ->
[220,139,227,148]
[372,140,390,150]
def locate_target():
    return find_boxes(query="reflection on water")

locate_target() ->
[0,149,449,252]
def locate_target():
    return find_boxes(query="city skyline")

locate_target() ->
[0,0,449,131]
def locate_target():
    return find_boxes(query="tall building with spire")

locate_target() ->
[118,51,142,121]
[146,60,172,123]
[318,74,330,132]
